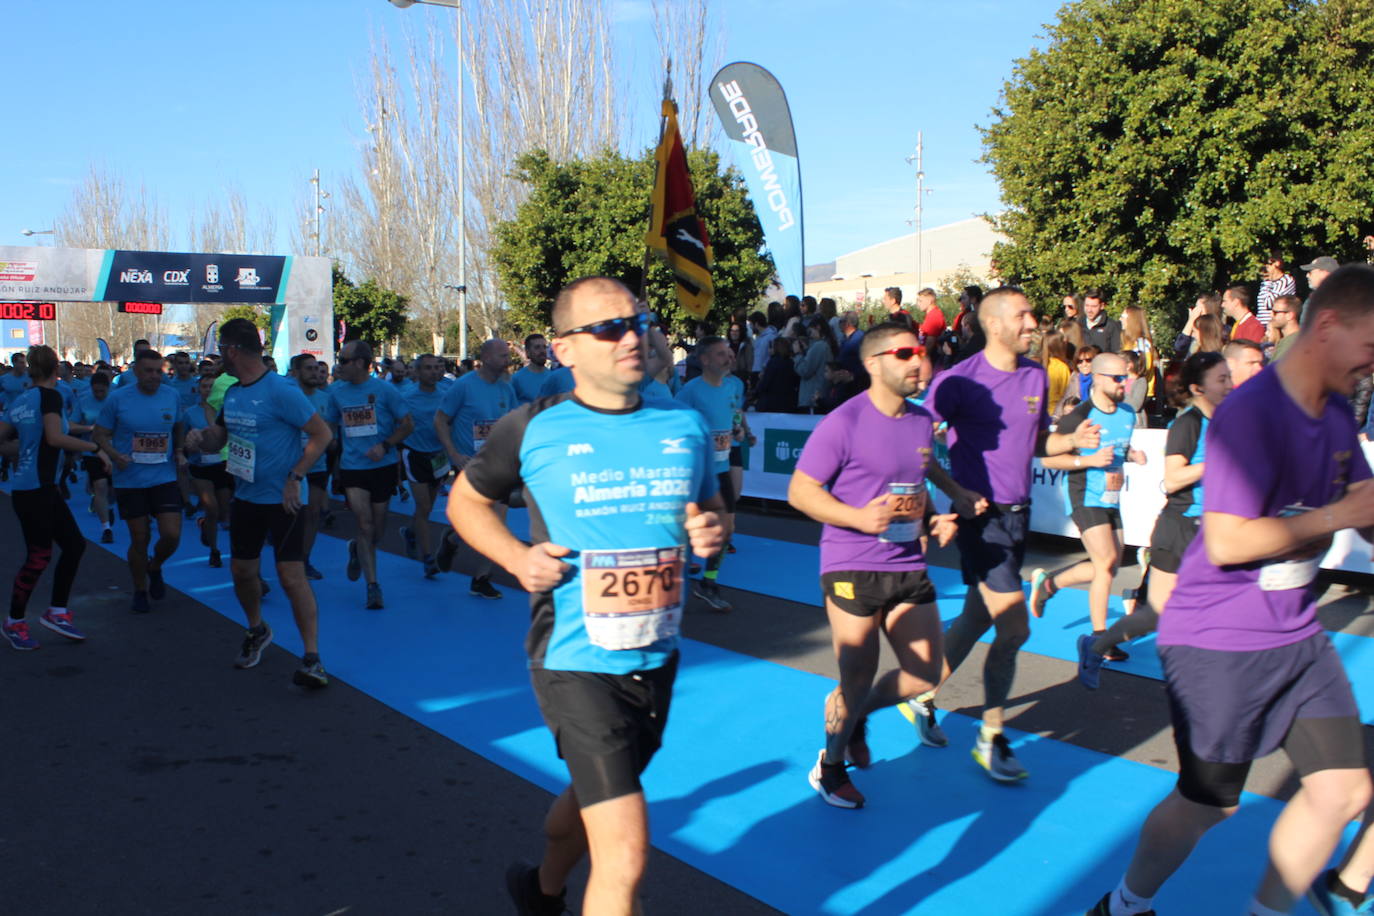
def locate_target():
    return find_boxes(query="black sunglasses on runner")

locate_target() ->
[873,346,925,361]
[557,312,654,341]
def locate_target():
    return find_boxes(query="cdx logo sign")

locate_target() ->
[762,428,811,474]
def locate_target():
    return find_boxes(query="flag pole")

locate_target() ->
[640,61,674,302]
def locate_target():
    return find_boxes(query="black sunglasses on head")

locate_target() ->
[557,312,654,341]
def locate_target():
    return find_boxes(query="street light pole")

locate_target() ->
[905,133,933,290]
[387,0,467,358]
[20,228,60,356]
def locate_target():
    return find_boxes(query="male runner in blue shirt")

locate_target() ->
[451,276,725,916]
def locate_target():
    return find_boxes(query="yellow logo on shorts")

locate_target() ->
[834,581,855,600]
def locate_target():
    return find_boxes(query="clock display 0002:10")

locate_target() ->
[0,302,57,321]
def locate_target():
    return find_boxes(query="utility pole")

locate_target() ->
[905,132,932,289]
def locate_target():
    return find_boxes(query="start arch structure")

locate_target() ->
[0,245,332,365]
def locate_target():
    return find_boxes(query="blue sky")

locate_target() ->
[2,0,1062,266]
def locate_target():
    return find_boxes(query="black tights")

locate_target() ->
[11,487,85,619]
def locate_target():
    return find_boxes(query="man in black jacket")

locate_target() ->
[1079,289,1122,353]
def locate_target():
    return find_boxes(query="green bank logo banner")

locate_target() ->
[763,428,811,474]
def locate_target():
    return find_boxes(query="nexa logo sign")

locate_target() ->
[119,268,153,284]
[715,79,796,232]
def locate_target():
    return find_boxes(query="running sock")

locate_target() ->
[978,724,1002,743]
[302,652,320,667]
[1330,871,1368,906]
[1110,880,1153,915]
[915,689,936,705]
[703,568,719,582]
[249,623,268,636]
[1246,900,1286,916]
[48,606,67,615]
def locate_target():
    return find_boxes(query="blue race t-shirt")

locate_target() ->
[324,378,408,470]
[0,371,30,410]
[96,383,181,488]
[4,387,65,491]
[511,366,549,405]
[403,385,449,454]
[438,372,517,456]
[219,371,318,504]
[538,367,576,399]
[675,375,745,473]
[1058,398,1139,511]
[165,375,200,411]
[182,402,223,467]
[463,394,719,674]
[299,388,331,474]
[639,376,674,404]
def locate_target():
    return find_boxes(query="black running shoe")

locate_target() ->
[292,659,329,689]
[400,525,417,560]
[1085,891,1154,916]
[346,538,361,581]
[305,563,323,581]
[209,549,222,568]
[435,532,458,573]
[100,528,114,544]
[470,576,501,600]
[366,582,385,610]
[505,861,569,916]
[234,624,273,669]
[147,563,165,600]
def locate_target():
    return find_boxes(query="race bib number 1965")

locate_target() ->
[581,546,685,650]
[131,431,169,464]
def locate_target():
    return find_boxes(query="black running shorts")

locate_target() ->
[820,569,937,618]
[188,462,233,491]
[229,500,307,562]
[306,470,330,491]
[337,465,397,503]
[401,447,450,486]
[530,653,677,808]
[1149,510,1198,574]
[115,481,183,520]
[1070,505,1122,534]
[81,454,110,483]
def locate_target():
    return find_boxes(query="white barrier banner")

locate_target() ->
[740,412,1374,575]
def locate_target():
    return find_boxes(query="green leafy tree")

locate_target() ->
[220,304,269,330]
[332,263,409,348]
[493,147,774,334]
[982,0,1374,341]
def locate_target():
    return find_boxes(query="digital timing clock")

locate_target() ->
[0,302,57,321]
[118,301,164,315]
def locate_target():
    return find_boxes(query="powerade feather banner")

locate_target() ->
[646,99,714,319]
[709,62,804,296]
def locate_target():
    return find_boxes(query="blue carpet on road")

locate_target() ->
[11,480,1356,915]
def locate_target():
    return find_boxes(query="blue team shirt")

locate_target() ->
[675,375,746,473]
[3,387,65,491]
[438,372,517,456]
[219,372,319,504]
[1060,399,1138,511]
[538,367,576,399]
[0,371,30,410]
[165,375,200,410]
[463,395,719,674]
[639,377,674,403]
[511,366,549,404]
[403,385,448,453]
[324,378,408,470]
[96,383,181,488]
[300,388,331,474]
[182,402,223,468]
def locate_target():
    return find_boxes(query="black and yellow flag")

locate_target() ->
[645,99,714,319]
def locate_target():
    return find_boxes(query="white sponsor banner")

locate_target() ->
[740,412,1374,575]
[0,246,105,300]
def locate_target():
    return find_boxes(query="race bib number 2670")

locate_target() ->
[580,546,685,650]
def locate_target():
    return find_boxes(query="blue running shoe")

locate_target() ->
[1077,634,1106,690]
[1309,869,1374,915]
[39,609,85,642]
[2,619,39,650]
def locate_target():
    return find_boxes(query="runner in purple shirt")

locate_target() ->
[788,322,962,809]
[905,287,1101,783]
[1088,264,1374,916]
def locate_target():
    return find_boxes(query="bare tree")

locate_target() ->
[334,4,620,355]
[651,0,722,150]
[52,165,172,361]
[187,187,279,335]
